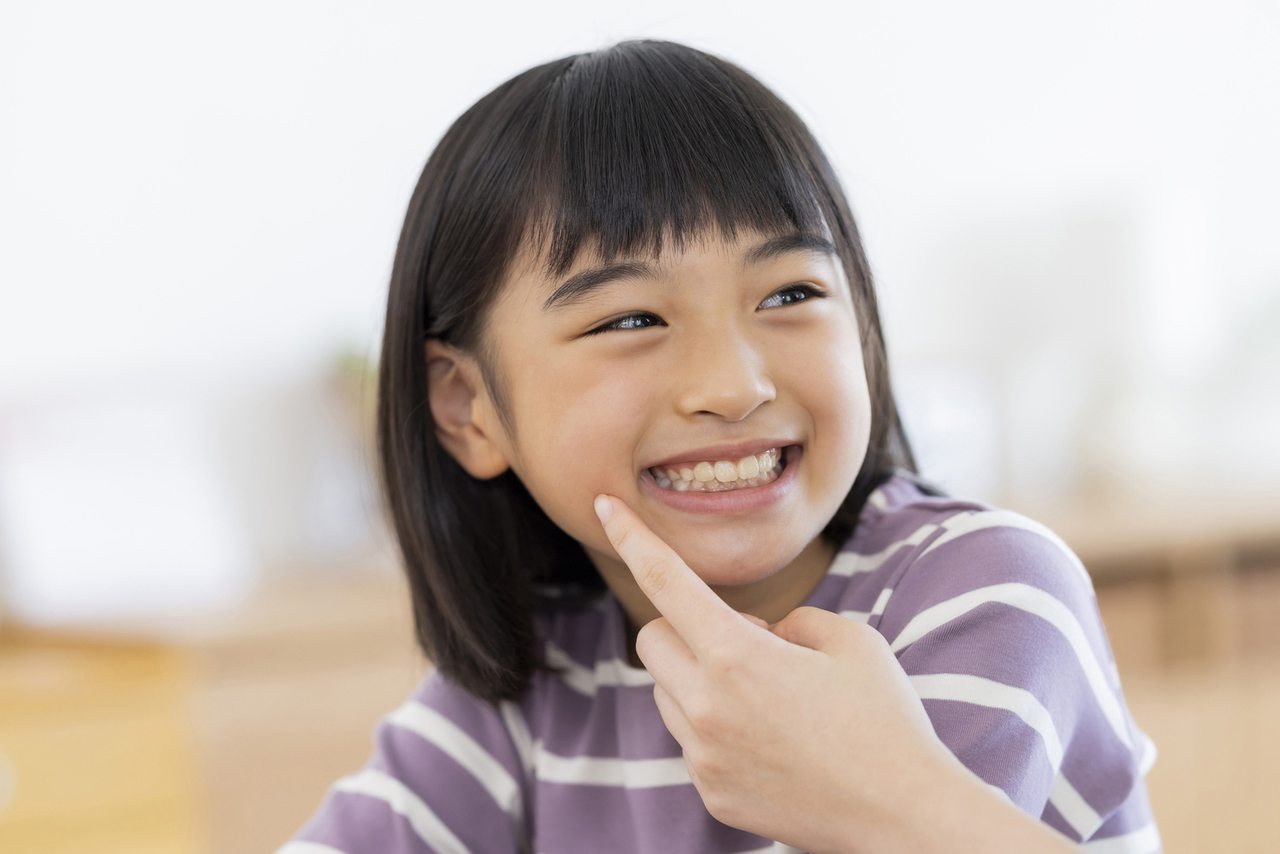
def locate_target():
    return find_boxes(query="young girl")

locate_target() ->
[281,40,1160,854]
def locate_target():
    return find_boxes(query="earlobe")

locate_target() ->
[424,340,511,480]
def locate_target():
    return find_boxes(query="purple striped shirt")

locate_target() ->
[282,475,1161,854]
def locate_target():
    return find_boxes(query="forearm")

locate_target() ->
[835,755,1079,854]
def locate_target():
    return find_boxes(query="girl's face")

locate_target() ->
[477,230,871,610]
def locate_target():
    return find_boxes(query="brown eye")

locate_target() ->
[758,283,826,310]
[586,312,665,335]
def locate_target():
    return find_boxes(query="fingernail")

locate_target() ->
[593,495,613,524]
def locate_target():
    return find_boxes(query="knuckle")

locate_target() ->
[608,523,631,552]
[636,555,676,597]
[696,776,737,825]
[794,604,824,623]
[792,605,829,632]
[702,639,736,670]
[634,619,666,657]
[684,696,720,732]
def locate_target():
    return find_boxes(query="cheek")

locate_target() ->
[509,356,653,541]
[781,325,873,477]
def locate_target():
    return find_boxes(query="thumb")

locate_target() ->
[770,606,859,653]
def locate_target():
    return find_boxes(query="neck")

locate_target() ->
[588,534,838,669]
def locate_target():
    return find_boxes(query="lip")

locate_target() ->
[644,438,798,472]
[641,444,802,515]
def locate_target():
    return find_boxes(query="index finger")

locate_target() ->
[593,494,745,655]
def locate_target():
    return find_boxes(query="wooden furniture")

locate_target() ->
[0,568,428,854]
[0,630,203,854]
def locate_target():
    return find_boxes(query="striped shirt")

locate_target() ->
[281,475,1161,854]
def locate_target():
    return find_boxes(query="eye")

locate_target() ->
[758,282,827,309]
[584,312,665,336]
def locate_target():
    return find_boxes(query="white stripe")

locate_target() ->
[387,701,522,822]
[828,524,938,576]
[500,700,536,778]
[534,741,691,788]
[910,673,1064,769]
[838,588,894,624]
[920,510,1094,593]
[867,488,888,511]
[1048,772,1104,840]
[732,843,804,854]
[334,769,471,854]
[276,843,347,854]
[890,583,1133,750]
[1081,823,1162,854]
[544,641,654,697]
[1137,729,1158,777]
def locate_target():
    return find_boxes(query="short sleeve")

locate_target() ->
[875,509,1162,851]
[277,669,533,854]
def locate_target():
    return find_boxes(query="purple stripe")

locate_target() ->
[1057,736,1139,821]
[528,670,686,760]
[535,677,624,756]
[1039,799,1083,842]
[540,605,612,669]
[294,788,440,854]
[875,525,1107,655]
[898,603,1140,815]
[826,567,901,614]
[613,685,686,759]
[801,570,859,611]
[534,781,766,854]
[844,502,956,555]
[1089,781,1159,839]
[414,671,528,789]
[898,606,1099,727]
[371,724,520,854]
[923,698,1058,811]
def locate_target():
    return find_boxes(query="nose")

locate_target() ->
[674,326,777,421]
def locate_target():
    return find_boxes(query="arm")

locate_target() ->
[592,494,1097,854]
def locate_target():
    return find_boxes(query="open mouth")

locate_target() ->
[648,446,787,493]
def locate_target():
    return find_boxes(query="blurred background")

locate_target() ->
[1,1,1278,851]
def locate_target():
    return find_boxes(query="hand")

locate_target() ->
[592,494,957,854]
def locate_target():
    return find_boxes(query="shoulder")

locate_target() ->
[850,476,1160,844]
[858,475,1110,705]
[284,668,533,854]
[851,474,1097,634]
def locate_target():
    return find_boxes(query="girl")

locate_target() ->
[281,40,1160,854]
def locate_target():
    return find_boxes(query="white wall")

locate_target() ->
[1,0,1278,621]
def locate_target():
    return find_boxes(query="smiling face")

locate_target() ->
[463,228,872,625]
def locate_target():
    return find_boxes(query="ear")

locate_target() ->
[425,339,511,480]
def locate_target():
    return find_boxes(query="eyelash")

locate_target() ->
[584,283,826,336]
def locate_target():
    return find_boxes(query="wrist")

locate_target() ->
[832,755,1079,854]
[826,745,961,854]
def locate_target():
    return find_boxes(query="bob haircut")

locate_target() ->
[378,40,916,704]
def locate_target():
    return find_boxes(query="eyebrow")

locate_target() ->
[741,233,838,267]
[540,234,838,312]
[542,261,657,311]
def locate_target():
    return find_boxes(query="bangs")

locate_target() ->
[380,38,914,702]
[518,41,838,275]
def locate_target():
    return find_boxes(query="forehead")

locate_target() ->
[503,227,842,312]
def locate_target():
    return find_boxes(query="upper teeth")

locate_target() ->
[650,448,781,492]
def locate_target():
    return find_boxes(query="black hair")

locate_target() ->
[377,40,916,704]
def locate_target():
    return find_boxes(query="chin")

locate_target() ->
[676,543,797,588]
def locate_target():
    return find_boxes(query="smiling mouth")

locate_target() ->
[648,447,786,492]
